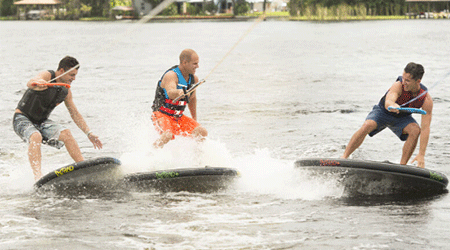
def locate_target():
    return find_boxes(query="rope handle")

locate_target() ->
[388,106,427,115]
[173,79,205,102]
[31,82,71,88]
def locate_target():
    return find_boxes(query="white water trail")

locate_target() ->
[119,125,344,201]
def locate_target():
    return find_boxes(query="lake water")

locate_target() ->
[1,19,450,249]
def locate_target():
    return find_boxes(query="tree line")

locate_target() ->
[288,0,449,17]
[1,0,448,19]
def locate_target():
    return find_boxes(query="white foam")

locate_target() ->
[120,138,344,201]
[120,136,233,174]
[231,148,344,200]
[0,159,35,194]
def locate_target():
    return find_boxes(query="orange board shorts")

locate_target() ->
[151,111,200,139]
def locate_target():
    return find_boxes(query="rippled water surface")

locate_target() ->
[1,19,450,249]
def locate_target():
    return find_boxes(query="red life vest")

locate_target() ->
[151,66,193,118]
[378,76,428,116]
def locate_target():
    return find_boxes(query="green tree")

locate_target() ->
[205,2,217,13]
[143,0,181,15]
[110,0,132,8]
[288,0,302,16]
[1,0,16,16]
[233,0,249,15]
[288,0,411,17]
[161,3,177,15]
[186,2,201,15]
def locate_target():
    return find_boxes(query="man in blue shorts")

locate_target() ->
[341,62,433,168]
[13,56,103,180]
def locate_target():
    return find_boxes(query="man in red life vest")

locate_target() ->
[342,62,433,168]
[151,49,208,148]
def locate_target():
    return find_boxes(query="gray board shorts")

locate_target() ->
[13,113,65,149]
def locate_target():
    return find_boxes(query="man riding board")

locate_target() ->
[13,56,102,180]
[151,49,208,148]
[342,62,432,168]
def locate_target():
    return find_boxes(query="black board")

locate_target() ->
[123,166,239,193]
[295,158,448,196]
[35,157,123,194]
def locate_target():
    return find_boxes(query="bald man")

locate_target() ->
[151,49,208,148]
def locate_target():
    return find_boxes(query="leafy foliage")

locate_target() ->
[1,0,16,16]
[288,0,449,17]
[161,3,178,15]
[234,0,249,15]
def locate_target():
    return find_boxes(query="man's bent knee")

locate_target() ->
[404,123,421,138]
[361,120,377,133]
[154,131,174,148]
[28,132,42,153]
[162,131,174,141]
[192,126,207,138]
[59,129,74,142]
[29,132,42,143]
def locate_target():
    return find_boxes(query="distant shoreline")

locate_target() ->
[85,15,445,22]
[0,14,445,22]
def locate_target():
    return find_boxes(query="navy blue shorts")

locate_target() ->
[366,105,417,141]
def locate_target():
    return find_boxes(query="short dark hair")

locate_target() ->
[404,62,424,80]
[58,56,80,71]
